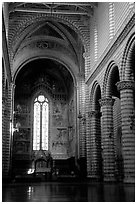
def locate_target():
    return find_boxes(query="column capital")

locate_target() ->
[116,80,134,91]
[99,98,115,107]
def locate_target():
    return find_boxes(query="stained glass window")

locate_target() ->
[33,95,49,150]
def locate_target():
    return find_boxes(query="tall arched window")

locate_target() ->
[33,95,49,150]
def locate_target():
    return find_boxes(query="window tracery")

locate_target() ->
[33,95,49,150]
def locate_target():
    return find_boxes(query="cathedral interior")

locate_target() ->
[2,2,135,202]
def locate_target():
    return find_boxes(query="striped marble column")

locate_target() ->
[78,114,86,158]
[85,87,92,177]
[88,110,102,180]
[86,111,92,177]
[2,83,13,179]
[117,80,135,183]
[78,74,86,158]
[99,98,115,181]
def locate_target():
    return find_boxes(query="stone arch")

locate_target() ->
[89,81,103,180]
[13,54,77,89]
[9,13,89,56]
[103,61,120,98]
[100,61,122,181]
[90,81,101,111]
[121,33,135,81]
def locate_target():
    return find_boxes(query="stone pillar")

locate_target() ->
[117,80,135,183]
[2,82,13,179]
[77,73,86,158]
[9,83,16,179]
[86,111,92,177]
[99,98,115,181]
[88,111,102,180]
[77,74,87,177]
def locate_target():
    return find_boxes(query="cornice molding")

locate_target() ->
[86,12,135,86]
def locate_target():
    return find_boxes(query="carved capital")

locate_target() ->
[99,98,115,107]
[116,80,135,91]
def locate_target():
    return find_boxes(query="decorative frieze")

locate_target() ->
[116,80,134,91]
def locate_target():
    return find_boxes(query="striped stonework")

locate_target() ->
[84,51,91,78]
[85,86,92,176]
[78,74,86,158]
[88,110,102,180]
[86,111,92,176]
[99,97,115,181]
[94,19,98,62]
[2,83,12,178]
[113,97,123,181]
[8,13,90,70]
[109,3,115,40]
[117,80,135,183]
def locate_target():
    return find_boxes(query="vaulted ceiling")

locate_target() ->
[3,2,97,92]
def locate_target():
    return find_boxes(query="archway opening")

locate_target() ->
[94,85,103,180]
[108,66,123,181]
[12,58,77,178]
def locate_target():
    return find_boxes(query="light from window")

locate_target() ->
[33,95,49,150]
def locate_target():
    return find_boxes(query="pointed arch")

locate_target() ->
[33,94,49,151]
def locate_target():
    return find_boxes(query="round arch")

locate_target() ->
[90,81,101,111]
[103,61,120,98]
[89,80,103,180]
[12,53,78,89]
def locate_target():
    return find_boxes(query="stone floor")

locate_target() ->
[2,181,135,202]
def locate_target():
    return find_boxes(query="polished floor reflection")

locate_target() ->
[3,181,135,202]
